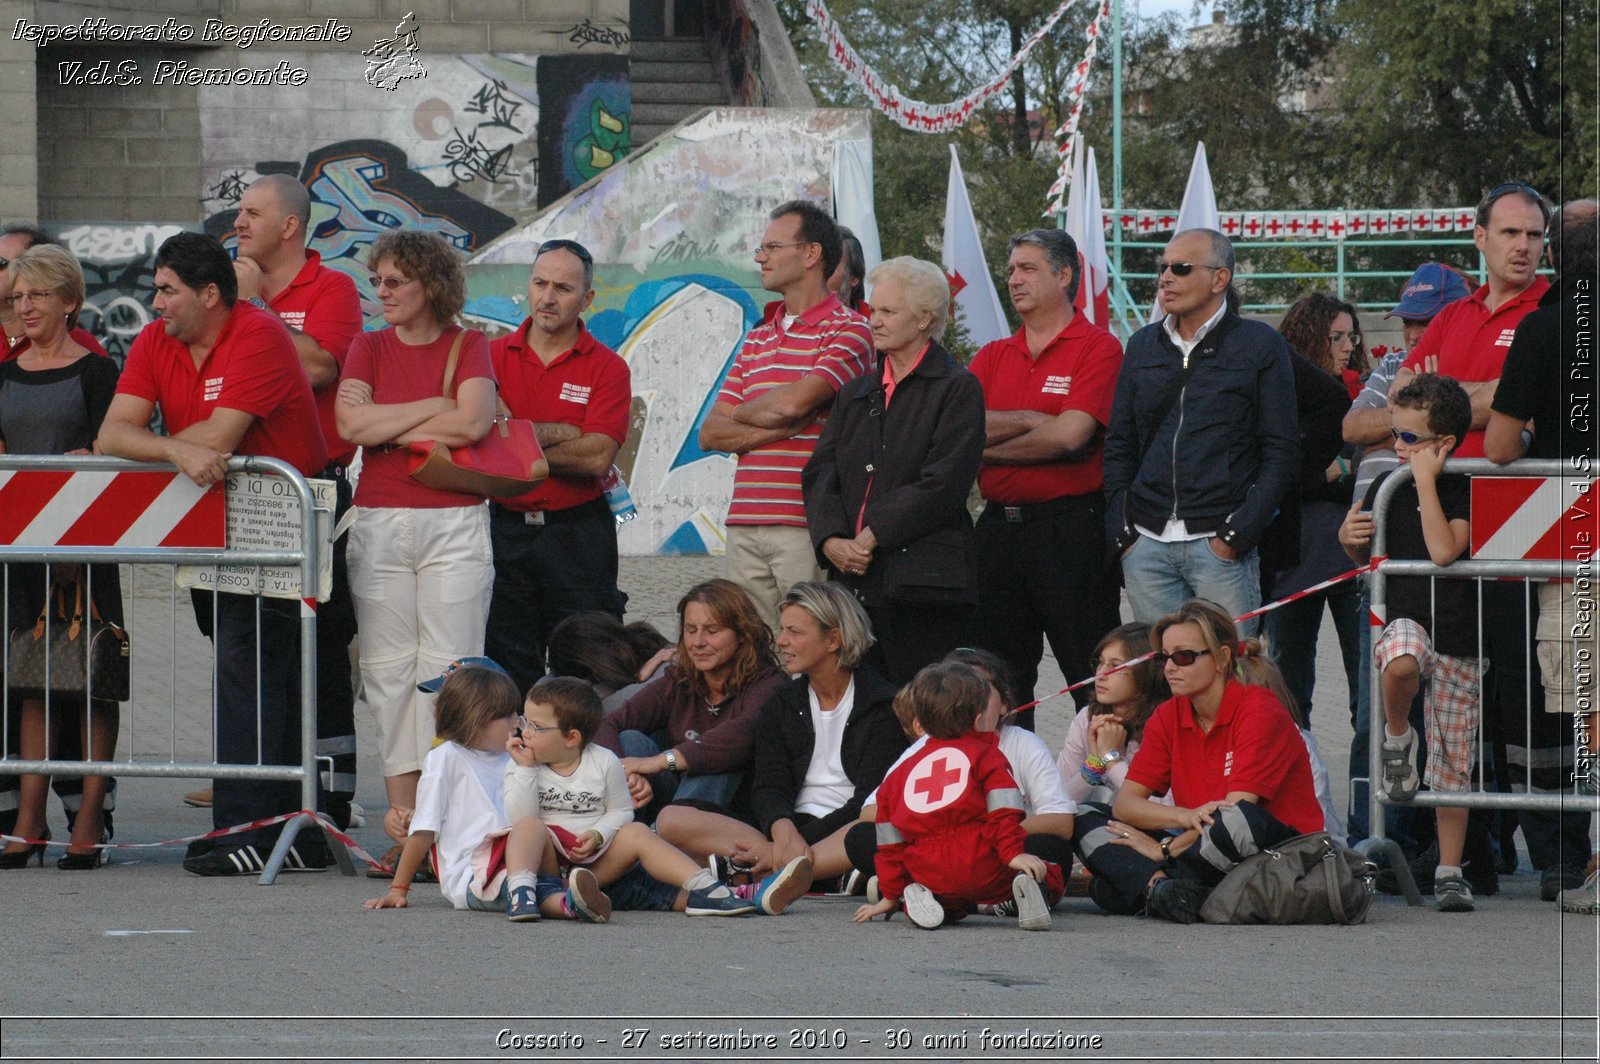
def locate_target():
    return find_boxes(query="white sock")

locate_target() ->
[507,870,537,891]
[683,868,725,894]
[1436,864,1463,880]
[1383,727,1411,746]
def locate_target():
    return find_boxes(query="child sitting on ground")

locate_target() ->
[853,662,1065,931]
[1339,372,1480,913]
[501,677,808,921]
[364,663,521,913]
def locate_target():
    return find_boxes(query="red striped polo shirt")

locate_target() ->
[717,293,872,526]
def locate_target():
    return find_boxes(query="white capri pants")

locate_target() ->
[348,504,494,777]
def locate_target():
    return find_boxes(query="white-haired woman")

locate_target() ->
[655,582,909,907]
[802,256,985,684]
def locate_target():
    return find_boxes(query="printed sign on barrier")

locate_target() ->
[1469,475,1597,561]
[175,473,335,600]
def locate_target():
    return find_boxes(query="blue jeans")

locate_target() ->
[1121,535,1262,635]
[617,730,741,823]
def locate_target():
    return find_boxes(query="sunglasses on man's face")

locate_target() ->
[1390,427,1442,445]
[1156,261,1224,277]
[1156,649,1213,667]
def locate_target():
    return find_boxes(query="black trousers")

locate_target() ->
[315,470,358,829]
[864,601,972,686]
[970,493,1123,730]
[1074,800,1299,913]
[485,499,628,696]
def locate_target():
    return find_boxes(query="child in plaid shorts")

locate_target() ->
[1340,373,1480,913]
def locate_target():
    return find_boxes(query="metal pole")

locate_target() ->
[1110,0,1123,293]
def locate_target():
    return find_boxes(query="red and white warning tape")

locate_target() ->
[0,808,385,869]
[1012,556,1386,714]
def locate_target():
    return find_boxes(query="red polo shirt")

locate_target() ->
[266,251,363,467]
[717,292,872,527]
[1125,682,1324,835]
[117,302,327,476]
[1401,277,1550,457]
[489,318,631,512]
[969,313,1123,504]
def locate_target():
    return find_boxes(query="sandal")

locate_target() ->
[365,842,438,883]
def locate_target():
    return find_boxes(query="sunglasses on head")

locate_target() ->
[1156,649,1213,666]
[1157,261,1224,277]
[538,238,593,264]
[1390,427,1442,445]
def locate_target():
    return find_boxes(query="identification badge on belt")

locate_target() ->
[524,511,545,526]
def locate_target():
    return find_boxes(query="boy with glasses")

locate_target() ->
[1339,374,1480,911]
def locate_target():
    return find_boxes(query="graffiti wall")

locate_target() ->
[467,108,873,557]
[536,54,632,207]
[57,222,192,364]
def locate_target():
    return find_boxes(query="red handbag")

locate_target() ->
[406,330,548,498]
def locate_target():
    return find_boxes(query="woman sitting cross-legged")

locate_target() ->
[655,581,909,896]
[1076,599,1325,923]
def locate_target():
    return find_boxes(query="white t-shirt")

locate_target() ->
[409,741,512,909]
[503,743,634,847]
[865,726,1077,816]
[795,678,855,817]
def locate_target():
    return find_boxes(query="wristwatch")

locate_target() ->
[1101,749,1124,767]
[663,749,679,773]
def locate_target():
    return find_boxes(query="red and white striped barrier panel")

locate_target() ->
[0,469,225,547]
[1469,475,1597,561]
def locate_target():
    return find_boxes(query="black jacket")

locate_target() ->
[802,342,985,606]
[1102,311,1300,559]
[747,668,910,844]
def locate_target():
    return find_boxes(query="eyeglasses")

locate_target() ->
[538,238,593,265]
[1328,331,1360,347]
[1156,261,1224,277]
[368,275,416,292]
[514,713,562,735]
[1390,427,1442,445]
[1091,657,1129,673]
[752,240,815,257]
[4,289,57,308]
[1156,649,1213,667]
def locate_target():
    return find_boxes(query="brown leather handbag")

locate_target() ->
[7,580,130,702]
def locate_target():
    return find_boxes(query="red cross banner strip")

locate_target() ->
[806,0,1085,134]
[1107,209,1476,240]
[1470,475,1598,561]
[0,468,225,547]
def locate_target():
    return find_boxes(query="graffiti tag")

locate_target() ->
[444,126,515,185]
[463,79,524,133]
[565,18,630,48]
[206,170,249,207]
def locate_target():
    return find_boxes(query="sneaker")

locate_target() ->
[1012,873,1051,931]
[1145,876,1206,924]
[1434,874,1475,912]
[708,853,754,887]
[565,867,612,924]
[685,887,758,916]
[865,874,881,906]
[506,885,541,922]
[347,802,366,829]
[1558,870,1600,915]
[838,868,870,897]
[183,844,267,877]
[901,882,944,929]
[183,787,213,808]
[978,898,1018,918]
[280,841,333,872]
[752,855,813,915]
[1540,864,1585,902]
[1379,727,1420,803]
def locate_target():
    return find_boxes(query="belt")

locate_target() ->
[491,495,609,526]
[985,494,1090,524]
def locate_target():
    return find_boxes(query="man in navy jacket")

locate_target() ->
[1103,228,1299,633]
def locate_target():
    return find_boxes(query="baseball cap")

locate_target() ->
[417,656,509,693]
[1385,262,1472,320]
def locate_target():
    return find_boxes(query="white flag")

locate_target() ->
[1150,141,1220,322]
[943,145,1009,347]
[1064,138,1110,325]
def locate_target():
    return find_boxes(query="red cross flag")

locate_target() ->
[1470,476,1598,561]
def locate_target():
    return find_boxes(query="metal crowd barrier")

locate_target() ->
[0,454,353,883]
[1363,457,1598,904]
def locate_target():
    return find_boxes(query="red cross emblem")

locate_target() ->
[1307,217,1325,236]
[1265,217,1283,236]
[1222,216,1240,235]
[1327,217,1346,238]
[1243,217,1262,237]
[904,749,971,813]
[1371,216,1388,233]
[1285,217,1304,236]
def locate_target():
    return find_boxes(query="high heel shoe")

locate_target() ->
[0,835,49,869]
[57,847,105,870]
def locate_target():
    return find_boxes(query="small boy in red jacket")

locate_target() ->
[853,662,1064,930]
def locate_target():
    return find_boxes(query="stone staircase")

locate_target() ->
[629,37,729,147]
